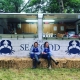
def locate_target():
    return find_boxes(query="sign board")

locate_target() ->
[0,38,80,58]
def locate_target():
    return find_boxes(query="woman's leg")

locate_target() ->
[51,56,59,65]
[30,54,37,69]
[42,54,52,69]
[34,54,41,65]
[48,53,59,65]
[32,58,37,68]
[47,54,52,69]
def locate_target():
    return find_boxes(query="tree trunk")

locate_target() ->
[57,0,64,13]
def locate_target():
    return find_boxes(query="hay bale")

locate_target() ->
[51,59,67,68]
[38,59,67,68]
[11,58,32,69]
[38,59,48,68]
[0,57,80,69]
[66,59,80,68]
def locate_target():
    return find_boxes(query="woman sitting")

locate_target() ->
[41,41,59,69]
[30,42,41,69]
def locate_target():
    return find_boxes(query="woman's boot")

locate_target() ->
[32,59,37,69]
[48,59,52,69]
[51,56,59,65]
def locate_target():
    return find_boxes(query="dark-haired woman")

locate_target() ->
[41,42,59,69]
[30,42,41,69]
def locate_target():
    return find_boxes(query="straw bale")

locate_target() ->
[66,59,80,68]
[38,59,48,68]
[51,59,67,68]
[0,57,80,69]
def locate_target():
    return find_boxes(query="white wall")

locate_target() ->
[0,38,80,59]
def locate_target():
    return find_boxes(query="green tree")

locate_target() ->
[24,0,49,13]
[24,0,63,13]
[0,0,80,13]
[64,0,80,13]
[0,0,30,13]
[25,0,80,13]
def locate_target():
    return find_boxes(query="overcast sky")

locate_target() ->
[24,0,29,3]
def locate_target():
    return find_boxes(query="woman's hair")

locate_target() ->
[44,42,49,48]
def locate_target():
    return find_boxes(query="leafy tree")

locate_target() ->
[0,0,30,13]
[25,0,80,13]
[63,0,80,13]
[24,0,49,13]
[0,0,80,13]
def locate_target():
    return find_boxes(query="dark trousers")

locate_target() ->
[30,54,40,68]
[41,53,51,67]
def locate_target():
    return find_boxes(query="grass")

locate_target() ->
[0,68,80,80]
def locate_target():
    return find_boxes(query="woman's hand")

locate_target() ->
[42,52,46,54]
